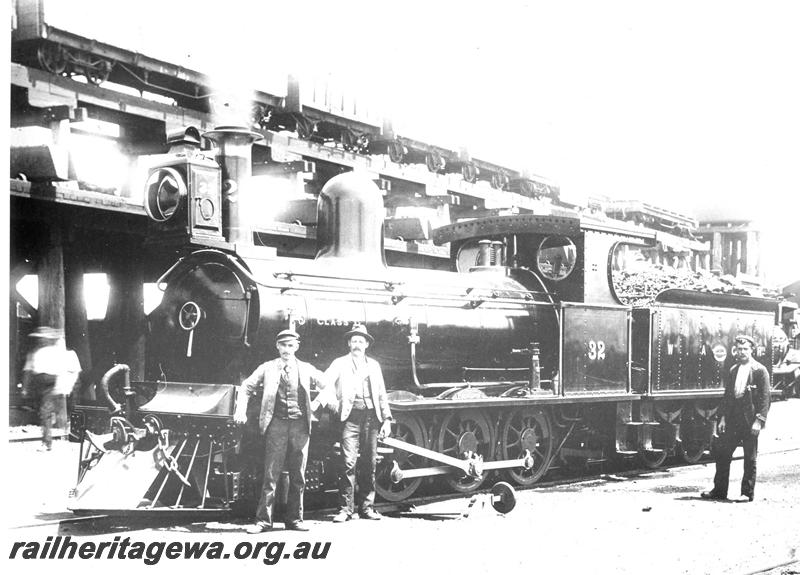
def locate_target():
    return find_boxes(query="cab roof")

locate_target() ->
[432,213,655,246]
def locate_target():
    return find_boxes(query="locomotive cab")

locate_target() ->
[433,214,658,398]
[433,213,657,306]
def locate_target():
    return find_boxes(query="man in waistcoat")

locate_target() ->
[313,325,393,522]
[234,329,324,532]
[701,334,771,503]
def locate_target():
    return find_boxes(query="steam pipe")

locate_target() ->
[98,364,130,414]
[409,334,426,390]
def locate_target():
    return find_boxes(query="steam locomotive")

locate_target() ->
[68,127,786,515]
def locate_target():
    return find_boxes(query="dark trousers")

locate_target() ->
[31,374,59,448]
[256,418,309,525]
[712,412,759,498]
[339,409,380,515]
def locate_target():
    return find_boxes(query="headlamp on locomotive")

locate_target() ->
[143,126,224,243]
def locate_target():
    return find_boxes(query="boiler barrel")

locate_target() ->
[147,251,559,389]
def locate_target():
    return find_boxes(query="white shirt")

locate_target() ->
[733,362,751,398]
[25,344,65,375]
[24,340,81,394]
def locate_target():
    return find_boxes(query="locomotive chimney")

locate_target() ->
[203,126,263,244]
[315,172,387,269]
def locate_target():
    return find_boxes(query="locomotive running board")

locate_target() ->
[380,437,530,480]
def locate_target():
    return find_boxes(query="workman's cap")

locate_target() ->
[344,324,374,344]
[275,329,301,343]
[30,326,63,339]
[734,334,756,347]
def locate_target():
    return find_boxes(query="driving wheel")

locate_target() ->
[500,407,554,486]
[435,409,494,493]
[376,414,428,502]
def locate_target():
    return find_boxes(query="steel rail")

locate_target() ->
[13,446,797,529]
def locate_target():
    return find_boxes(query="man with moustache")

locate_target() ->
[312,324,393,522]
[235,329,324,532]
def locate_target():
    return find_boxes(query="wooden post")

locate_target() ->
[49,116,77,180]
[37,221,65,331]
[9,299,19,398]
[105,244,146,381]
[35,219,69,431]
[64,241,94,400]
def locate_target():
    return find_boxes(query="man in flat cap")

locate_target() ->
[234,329,324,532]
[22,326,80,451]
[702,334,771,502]
[313,324,393,522]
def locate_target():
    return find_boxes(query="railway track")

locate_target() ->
[16,444,798,534]
[374,444,800,516]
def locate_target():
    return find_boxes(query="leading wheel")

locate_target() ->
[376,414,428,502]
[500,408,554,486]
[491,481,517,514]
[435,409,494,493]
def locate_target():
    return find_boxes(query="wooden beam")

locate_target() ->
[37,219,65,330]
[64,242,94,400]
[105,246,146,381]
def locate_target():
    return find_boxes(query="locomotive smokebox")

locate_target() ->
[203,126,263,244]
[315,172,387,269]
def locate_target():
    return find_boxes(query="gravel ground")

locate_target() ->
[5,399,800,574]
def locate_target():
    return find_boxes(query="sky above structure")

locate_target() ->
[34,1,800,284]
